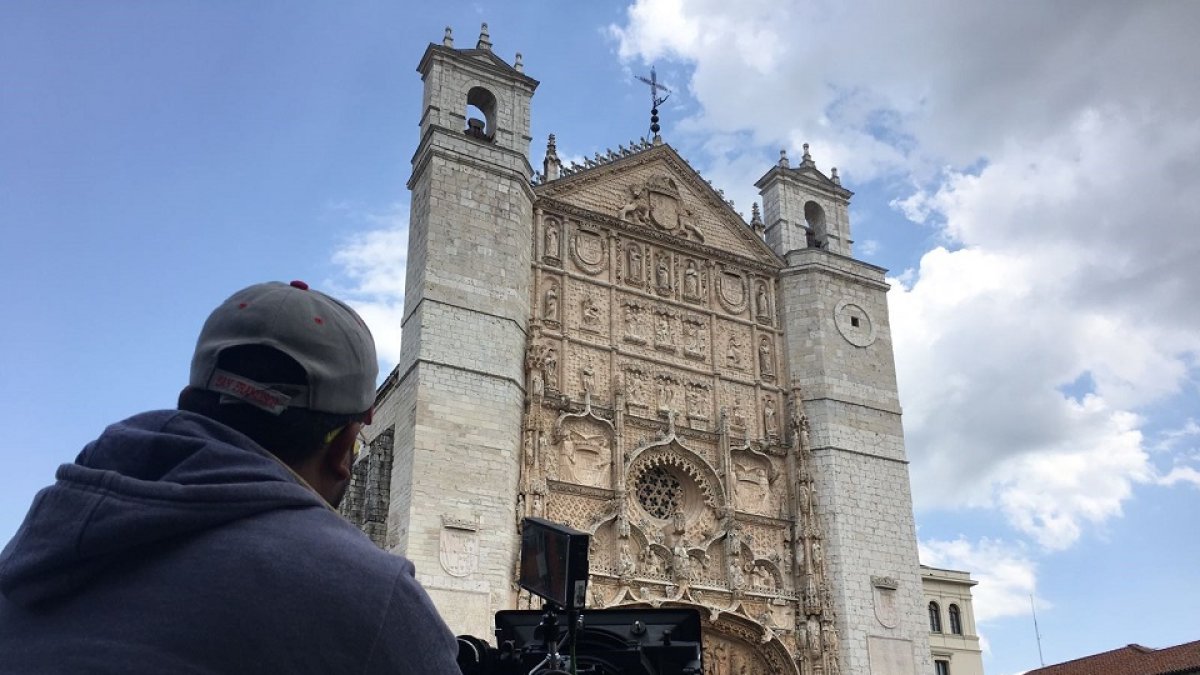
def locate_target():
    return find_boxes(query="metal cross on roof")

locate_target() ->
[635,66,671,137]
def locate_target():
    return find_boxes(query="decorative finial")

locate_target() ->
[543,134,561,181]
[514,52,523,73]
[779,149,789,168]
[476,22,491,51]
[635,66,671,143]
[802,143,813,165]
[443,26,454,47]
[751,202,765,237]
[831,167,840,185]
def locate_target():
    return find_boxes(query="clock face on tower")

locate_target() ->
[834,299,876,347]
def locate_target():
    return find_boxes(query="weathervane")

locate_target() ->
[635,66,671,141]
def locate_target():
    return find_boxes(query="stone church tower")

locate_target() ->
[343,25,932,675]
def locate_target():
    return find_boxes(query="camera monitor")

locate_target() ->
[518,517,590,611]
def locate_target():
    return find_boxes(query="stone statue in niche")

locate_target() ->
[807,616,822,656]
[655,254,671,291]
[530,368,544,396]
[619,542,636,577]
[543,284,559,322]
[627,245,643,283]
[763,397,779,438]
[545,224,559,258]
[758,337,773,377]
[624,304,646,341]
[731,395,746,429]
[627,371,648,407]
[728,559,745,590]
[683,322,699,352]
[755,282,769,317]
[641,548,664,576]
[684,260,700,297]
[686,388,703,417]
[579,359,595,396]
[538,433,557,480]
[753,564,775,589]
[543,347,559,390]
[670,543,691,582]
[822,621,840,657]
[726,334,743,369]
[657,379,675,412]
[581,295,601,330]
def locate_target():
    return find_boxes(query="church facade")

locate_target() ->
[341,25,936,675]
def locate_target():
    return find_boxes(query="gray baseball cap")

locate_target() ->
[189,281,377,416]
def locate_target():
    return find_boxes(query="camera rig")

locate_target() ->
[456,518,704,675]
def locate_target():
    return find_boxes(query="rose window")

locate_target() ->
[636,466,683,519]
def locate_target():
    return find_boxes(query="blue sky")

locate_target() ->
[3,3,1198,674]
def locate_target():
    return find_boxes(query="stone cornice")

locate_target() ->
[536,196,781,276]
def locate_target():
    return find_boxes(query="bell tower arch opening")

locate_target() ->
[465,85,497,140]
[803,199,828,249]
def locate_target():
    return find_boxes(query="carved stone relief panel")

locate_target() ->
[620,299,651,345]
[702,634,771,675]
[653,306,677,352]
[654,372,681,415]
[567,278,608,341]
[616,174,705,243]
[731,450,776,516]
[717,320,754,378]
[716,265,748,316]
[681,313,709,363]
[558,417,613,489]
[545,491,607,534]
[683,379,712,429]
[719,381,756,436]
[570,224,608,277]
[566,342,610,402]
[618,361,652,415]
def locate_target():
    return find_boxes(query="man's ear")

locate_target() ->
[323,426,357,481]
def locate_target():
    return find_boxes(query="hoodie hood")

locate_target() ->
[0,410,326,607]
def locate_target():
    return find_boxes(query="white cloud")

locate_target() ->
[328,202,409,372]
[920,537,1043,624]
[611,0,1200,552]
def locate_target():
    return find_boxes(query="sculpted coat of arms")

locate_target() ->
[618,175,705,242]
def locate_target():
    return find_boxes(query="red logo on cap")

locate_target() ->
[290,280,309,290]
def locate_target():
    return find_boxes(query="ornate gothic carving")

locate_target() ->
[617,175,705,242]
[520,179,841,673]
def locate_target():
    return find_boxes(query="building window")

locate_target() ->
[935,659,950,675]
[928,601,942,633]
[949,604,963,635]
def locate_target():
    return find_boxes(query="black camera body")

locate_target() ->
[456,518,704,675]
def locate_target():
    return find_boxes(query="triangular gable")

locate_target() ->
[535,144,781,267]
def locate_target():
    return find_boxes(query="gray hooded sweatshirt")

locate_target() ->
[0,410,461,674]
